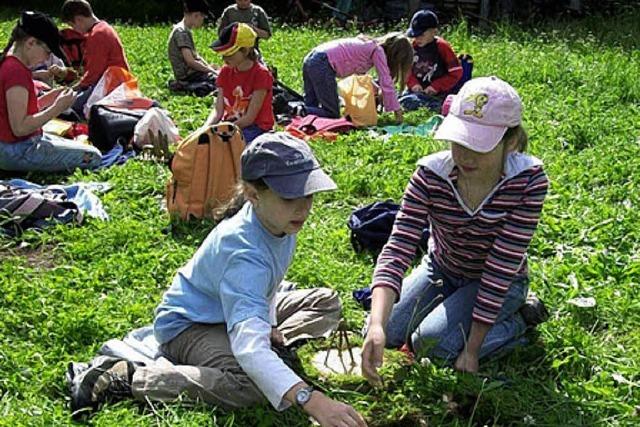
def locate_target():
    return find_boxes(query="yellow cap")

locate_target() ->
[210,23,256,56]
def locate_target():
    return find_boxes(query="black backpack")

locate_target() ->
[88,105,146,153]
[347,200,429,258]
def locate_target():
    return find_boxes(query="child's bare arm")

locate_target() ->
[205,89,225,126]
[234,89,267,129]
[181,48,215,74]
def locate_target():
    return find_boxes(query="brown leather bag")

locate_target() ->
[166,123,245,220]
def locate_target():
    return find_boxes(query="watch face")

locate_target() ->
[296,387,312,405]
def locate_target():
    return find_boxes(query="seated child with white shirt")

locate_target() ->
[67,132,367,427]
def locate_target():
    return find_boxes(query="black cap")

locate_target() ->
[18,11,67,64]
[407,10,439,37]
[184,0,210,14]
[241,132,337,199]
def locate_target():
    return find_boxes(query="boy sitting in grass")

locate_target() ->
[60,0,129,117]
[168,0,218,88]
[400,9,462,112]
[218,0,271,51]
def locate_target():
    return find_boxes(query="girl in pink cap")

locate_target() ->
[362,76,550,383]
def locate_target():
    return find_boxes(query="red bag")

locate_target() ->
[285,115,355,141]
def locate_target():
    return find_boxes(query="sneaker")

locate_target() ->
[68,355,135,417]
[519,293,550,327]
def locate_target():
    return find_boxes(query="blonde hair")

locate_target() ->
[503,125,528,152]
[376,32,414,89]
[212,179,268,223]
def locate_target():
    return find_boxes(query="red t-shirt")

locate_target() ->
[217,61,274,131]
[79,21,130,88]
[0,56,41,143]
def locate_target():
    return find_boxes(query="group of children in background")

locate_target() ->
[0,2,551,426]
[0,0,464,171]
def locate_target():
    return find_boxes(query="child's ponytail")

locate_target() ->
[0,25,27,64]
[212,178,268,223]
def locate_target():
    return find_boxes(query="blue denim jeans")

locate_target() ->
[398,91,444,112]
[72,85,95,119]
[302,51,340,118]
[385,253,528,361]
[242,125,267,145]
[0,133,102,173]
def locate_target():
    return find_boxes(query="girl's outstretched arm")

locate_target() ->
[454,321,491,373]
[362,286,396,387]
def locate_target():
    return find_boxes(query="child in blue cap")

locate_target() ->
[400,9,463,112]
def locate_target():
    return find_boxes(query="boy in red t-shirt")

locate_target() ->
[60,0,130,117]
[205,23,274,144]
[400,10,462,112]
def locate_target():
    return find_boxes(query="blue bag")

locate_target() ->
[347,200,430,256]
[451,53,474,94]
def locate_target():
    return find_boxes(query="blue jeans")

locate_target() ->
[0,133,102,173]
[242,125,267,144]
[399,91,444,112]
[72,85,95,119]
[385,253,528,361]
[302,51,340,118]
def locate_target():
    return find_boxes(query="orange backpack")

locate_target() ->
[166,123,246,220]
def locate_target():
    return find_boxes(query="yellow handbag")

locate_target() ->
[337,74,378,128]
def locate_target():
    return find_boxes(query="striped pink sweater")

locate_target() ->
[372,151,549,325]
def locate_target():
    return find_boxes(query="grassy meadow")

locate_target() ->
[1,9,640,427]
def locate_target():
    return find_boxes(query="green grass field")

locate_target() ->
[1,9,640,426]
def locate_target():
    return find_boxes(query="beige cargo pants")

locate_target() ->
[131,288,341,408]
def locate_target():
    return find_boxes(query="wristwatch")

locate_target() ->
[295,385,314,407]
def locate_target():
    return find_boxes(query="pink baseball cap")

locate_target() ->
[434,76,522,153]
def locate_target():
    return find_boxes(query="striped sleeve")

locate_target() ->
[473,167,549,324]
[371,167,431,298]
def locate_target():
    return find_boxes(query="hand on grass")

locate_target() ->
[454,350,479,373]
[304,391,368,427]
[361,323,385,387]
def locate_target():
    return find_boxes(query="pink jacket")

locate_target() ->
[318,37,401,112]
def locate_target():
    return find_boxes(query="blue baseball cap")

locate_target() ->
[407,10,439,37]
[241,132,337,199]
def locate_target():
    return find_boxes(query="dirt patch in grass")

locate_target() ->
[0,241,57,270]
